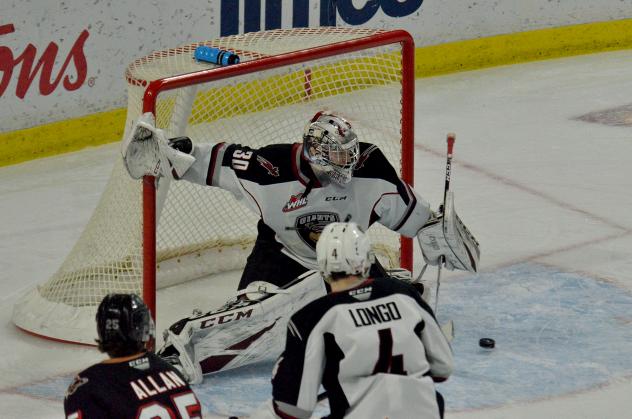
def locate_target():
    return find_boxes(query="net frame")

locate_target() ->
[141,28,415,316]
[12,28,415,344]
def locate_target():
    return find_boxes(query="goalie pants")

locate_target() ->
[238,221,388,290]
[238,231,309,290]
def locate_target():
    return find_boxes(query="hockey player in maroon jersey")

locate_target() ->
[244,222,453,419]
[63,294,202,419]
[122,110,478,382]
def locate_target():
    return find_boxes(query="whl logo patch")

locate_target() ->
[283,193,308,212]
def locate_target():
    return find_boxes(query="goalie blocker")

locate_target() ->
[417,191,480,272]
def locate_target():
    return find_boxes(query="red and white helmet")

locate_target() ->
[303,111,359,185]
[316,222,374,279]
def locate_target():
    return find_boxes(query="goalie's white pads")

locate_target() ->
[417,191,480,272]
[157,271,327,382]
[121,112,195,179]
[235,281,290,301]
[162,328,204,384]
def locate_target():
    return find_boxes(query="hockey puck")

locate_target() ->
[479,338,495,349]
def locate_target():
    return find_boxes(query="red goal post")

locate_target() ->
[13,28,415,344]
[141,28,416,316]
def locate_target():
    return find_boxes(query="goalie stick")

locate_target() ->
[435,132,455,313]
[413,133,457,341]
[414,133,455,300]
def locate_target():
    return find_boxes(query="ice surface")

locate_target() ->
[2,49,632,418]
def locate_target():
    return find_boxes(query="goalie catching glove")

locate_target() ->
[121,112,195,180]
[417,191,480,272]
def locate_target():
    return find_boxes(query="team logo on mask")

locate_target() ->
[283,193,308,212]
[294,212,340,249]
[257,155,279,177]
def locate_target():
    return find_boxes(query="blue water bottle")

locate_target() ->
[194,46,240,66]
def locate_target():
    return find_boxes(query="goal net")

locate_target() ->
[13,28,415,344]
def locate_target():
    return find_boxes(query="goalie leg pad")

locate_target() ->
[157,271,327,379]
[417,192,480,272]
[160,329,203,384]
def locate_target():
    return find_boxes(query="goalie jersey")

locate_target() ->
[64,352,201,419]
[181,142,432,269]
[266,277,453,419]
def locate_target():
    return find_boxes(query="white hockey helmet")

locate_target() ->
[316,222,374,279]
[303,111,359,185]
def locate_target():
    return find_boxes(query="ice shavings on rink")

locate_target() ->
[191,361,277,416]
[188,362,328,417]
[12,376,73,401]
[437,263,632,411]
[12,263,632,415]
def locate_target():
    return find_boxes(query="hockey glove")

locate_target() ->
[417,191,480,272]
[121,112,195,180]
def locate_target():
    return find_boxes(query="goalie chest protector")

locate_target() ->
[196,141,426,268]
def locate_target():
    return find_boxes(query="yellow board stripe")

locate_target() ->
[2,18,632,167]
[0,108,126,167]
[415,18,632,77]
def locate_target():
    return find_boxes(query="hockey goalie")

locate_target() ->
[122,111,480,383]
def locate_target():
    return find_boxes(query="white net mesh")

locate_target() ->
[13,28,412,343]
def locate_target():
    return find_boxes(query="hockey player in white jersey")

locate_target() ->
[122,111,478,382]
[160,110,438,288]
[244,222,453,419]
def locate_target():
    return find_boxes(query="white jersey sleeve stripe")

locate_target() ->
[287,319,302,340]
[206,142,228,186]
[392,182,417,231]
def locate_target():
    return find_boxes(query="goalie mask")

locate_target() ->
[96,293,155,357]
[303,111,359,185]
[317,222,375,279]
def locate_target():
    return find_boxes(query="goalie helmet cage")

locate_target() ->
[13,27,415,345]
